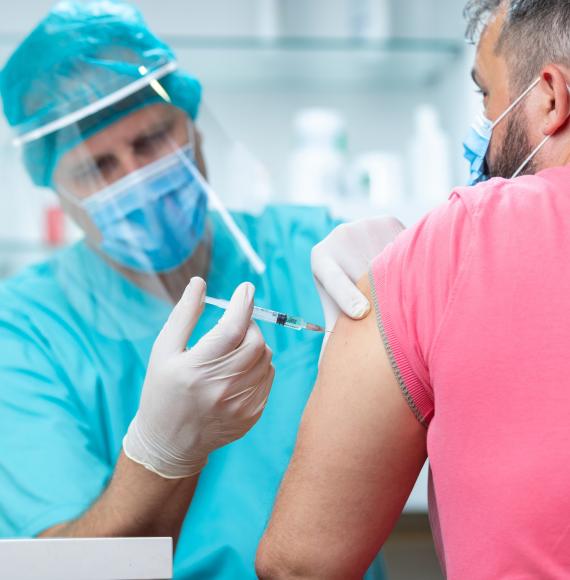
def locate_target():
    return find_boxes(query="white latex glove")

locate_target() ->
[312,216,405,332]
[123,277,275,479]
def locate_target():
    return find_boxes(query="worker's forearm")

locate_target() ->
[39,452,199,545]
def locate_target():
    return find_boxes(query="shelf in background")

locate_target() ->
[167,36,464,89]
[0,32,464,90]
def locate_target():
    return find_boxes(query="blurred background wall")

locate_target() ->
[0,0,479,273]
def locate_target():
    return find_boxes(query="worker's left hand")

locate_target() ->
[312,216,405,334]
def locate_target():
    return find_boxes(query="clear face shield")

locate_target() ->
[54,104,208,275]
[7,63,268,340]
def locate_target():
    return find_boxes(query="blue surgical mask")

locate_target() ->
[81,146,207,273]
[463,77,543,186]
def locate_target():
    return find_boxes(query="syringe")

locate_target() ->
[204,296,330,333]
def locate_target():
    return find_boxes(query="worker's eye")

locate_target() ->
[96,155,118,176]
[71,157,113,184]
[134,128,171,156]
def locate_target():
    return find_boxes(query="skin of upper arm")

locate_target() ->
[256,275,428,580]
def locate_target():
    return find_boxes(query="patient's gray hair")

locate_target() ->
[464,0,570,92]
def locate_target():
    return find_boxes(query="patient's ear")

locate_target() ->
[539,65,570,137]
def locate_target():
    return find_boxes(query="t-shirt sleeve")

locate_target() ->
[0,309,111,537]
[369,193,474,427]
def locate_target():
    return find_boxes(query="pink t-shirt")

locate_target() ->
[371,166,570,579]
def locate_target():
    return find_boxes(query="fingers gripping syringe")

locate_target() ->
[205,296,331,334]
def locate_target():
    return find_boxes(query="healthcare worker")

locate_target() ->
[0,2,401,578]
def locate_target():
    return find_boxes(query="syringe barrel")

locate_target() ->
[251,306,279,325]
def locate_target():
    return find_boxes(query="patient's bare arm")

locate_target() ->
[256,276,428,580]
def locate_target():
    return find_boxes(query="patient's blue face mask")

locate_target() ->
[78,146,207,273]
[464,77,542,186]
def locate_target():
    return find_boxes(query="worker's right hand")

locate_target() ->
[123,277,275,479]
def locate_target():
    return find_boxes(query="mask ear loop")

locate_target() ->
[511,82,570,179]
[511,134,551,179]
[492,77,541,129]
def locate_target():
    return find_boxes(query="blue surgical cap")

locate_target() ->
[0,0,202,187]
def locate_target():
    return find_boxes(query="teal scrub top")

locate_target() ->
[0,205,386,579]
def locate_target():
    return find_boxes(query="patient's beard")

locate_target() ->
[488,109,537,179]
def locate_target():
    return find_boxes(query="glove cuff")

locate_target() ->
[123,415,208,479]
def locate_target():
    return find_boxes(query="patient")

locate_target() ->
[257,2,570,578]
